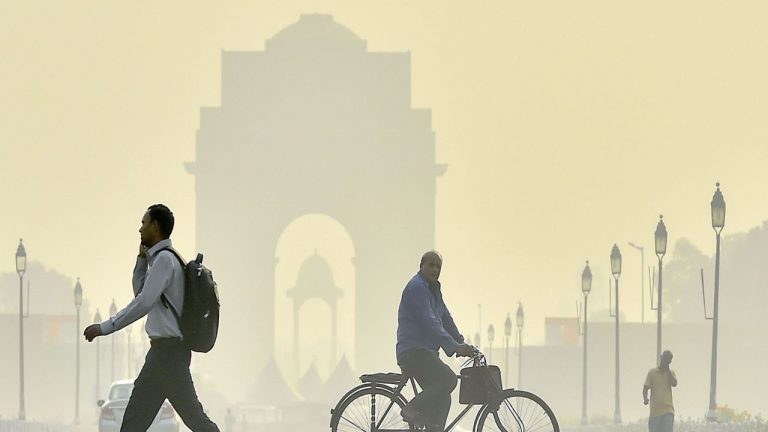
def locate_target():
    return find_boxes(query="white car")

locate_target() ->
[98,379,179,432]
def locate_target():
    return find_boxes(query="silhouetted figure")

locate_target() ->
[643,350,678,432]
[84,204,220,432]
[396,251,474,431]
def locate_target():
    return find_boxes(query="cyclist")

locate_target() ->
[396,251,474,431]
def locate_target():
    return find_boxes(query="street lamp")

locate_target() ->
[474,332,480,350]
[707,183,726,422]
[109,299,117,382]
[504,314,512,386]
[74,278,83,424]
[127,324,133,378]
[15,239,27,421]
[610,244,622,424]
[627,242,645,324]
[654,215,668,362]
[487,324,495,363]
[516,302,524,388]
[94,309,102,404]
[581,261,592,425]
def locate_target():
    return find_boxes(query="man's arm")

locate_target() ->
[402,283,461,356]
[132,244,149,296]
[643,371,652,405]
[441,307,464,344]
[132,257,148,296]
[100,252,174,336]
[669,370,678,387]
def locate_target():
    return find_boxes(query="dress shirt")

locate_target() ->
[100,239,184,339]
[396,272,465,362]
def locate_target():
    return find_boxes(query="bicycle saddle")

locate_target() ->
[359,372,405,384]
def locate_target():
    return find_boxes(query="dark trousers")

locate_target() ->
[121,339,219,432]
[398,349,458,431]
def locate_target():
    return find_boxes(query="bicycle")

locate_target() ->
[329,350,559,432]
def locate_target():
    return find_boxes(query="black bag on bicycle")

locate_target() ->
[459,365,502,404]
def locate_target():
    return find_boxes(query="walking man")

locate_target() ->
[643,350,677,432]
[397,251,474,431]
[84,204,220,432]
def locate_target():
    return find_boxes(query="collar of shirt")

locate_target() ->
[417,272,442,294]
[146,239,173,264]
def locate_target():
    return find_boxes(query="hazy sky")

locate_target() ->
[3,0,768,348]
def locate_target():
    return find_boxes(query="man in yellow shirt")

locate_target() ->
[643,350,678,432]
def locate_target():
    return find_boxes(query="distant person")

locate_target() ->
[225,408,235,432]
[84,204,220,432]
[643,350,678,432]
[397,251,474,431]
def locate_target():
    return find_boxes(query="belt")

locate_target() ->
[150,337,183,347]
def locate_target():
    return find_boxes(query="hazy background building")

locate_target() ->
[186,14,442,395]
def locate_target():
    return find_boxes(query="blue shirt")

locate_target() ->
[396,272,465,362]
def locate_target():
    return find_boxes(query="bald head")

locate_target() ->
[419,250,443,283]
[420,250,442,266]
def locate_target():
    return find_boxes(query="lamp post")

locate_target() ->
[109,299,117,382]
[654,215,668,362]
[581,261,592,425]
[74,278,83,425]
[127,324,133,378]
[94,309,102,403]
[707,183,726,422]
[610,244,622,424]
[477,304,482,349]
[516,302,524,388]
[627,242,645,324]
[504,314,512,386]
[487,324,495,364]
[15,239,27,421]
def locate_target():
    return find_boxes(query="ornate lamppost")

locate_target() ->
[707,183,726,422]
[504,313,512,385]
[516,302,524,388]
[127,324,132,378]
[654,215,668,362]
[487,324,495,363]
[109,299,117,382]
[74,278,83,424]
[610,245,622,424]
[15,239,27,420]
[94,309,102,402]
[581,261,592,425]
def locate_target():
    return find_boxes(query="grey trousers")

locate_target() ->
[648,413,674,432]
[121,339,219,432]
[398,349,458,431]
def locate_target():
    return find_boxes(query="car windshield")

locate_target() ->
[109,384,133,401]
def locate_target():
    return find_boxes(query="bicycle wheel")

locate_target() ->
[331,386,414,432]
[475,389,559,432]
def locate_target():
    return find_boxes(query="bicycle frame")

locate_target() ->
[331,352,547,432]
[368,375,480,432]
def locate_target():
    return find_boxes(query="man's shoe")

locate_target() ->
[401,405,420,424]
[401,408,441,431]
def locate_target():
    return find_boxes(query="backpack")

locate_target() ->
[159,248,220,353]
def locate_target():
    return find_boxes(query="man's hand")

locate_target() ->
[138,243,147,258]
[84,324,103,342]
[643,397,649,405]
[455,344,475,357]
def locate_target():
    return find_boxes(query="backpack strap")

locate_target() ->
[157,247,186,322]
